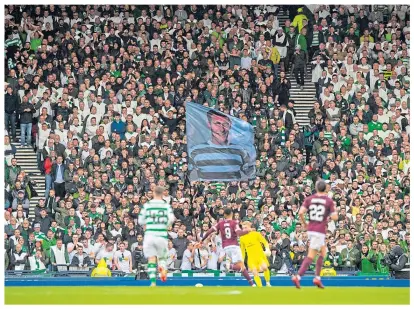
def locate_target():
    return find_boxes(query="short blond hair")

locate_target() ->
[242,221,252,228]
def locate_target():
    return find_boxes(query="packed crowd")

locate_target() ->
[4,4,410,276]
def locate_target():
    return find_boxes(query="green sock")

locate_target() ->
[148,263,157,284]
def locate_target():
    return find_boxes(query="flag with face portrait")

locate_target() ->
[186,103,256,182]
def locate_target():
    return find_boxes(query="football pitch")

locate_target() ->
[5,286,409,304]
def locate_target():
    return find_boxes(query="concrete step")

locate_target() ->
[16,160,38,165]
[11,142,45,219]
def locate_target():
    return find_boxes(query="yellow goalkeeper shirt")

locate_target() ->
[240,231,269,260]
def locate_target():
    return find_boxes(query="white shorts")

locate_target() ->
[224,245,243,263]
[307,231,326,251]
[143,234,168,259]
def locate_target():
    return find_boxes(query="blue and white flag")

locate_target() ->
[186,103,256,182]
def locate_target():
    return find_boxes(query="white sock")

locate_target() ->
[315,276,321,280]
[296,275,301,280]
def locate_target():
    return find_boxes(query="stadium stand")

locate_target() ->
[4,4,410,279]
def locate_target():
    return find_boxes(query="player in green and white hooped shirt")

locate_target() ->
[138,186,175,286]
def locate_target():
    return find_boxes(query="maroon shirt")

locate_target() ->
[302,194,335,234]
[213,219,241,248]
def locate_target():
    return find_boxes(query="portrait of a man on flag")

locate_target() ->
[186,103,256,182]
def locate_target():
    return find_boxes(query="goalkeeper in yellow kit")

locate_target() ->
[240,221,271,287]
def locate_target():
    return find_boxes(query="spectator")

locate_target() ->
[5,86,18,143]
[206,243,225,271]
[19,96,36,148]
[5,158,21,188]
[28,248,47,271]
[50,238,69,271]
[340,240,361,269]
[181,242,194,271]
[114,242,132,274]
[70,244,92,270]
[10,243,27,271]
[268,247,283,271]
[193,243,209,270]
[12,190,30,216]
[51,156,66,199]
[167,240,177,270]
[4,136,17,168]
[291,8,308,33]
[291,243,305,269]
[173,229,187,267]
[292,45,306,90]
[360,244,377,272]
[95,243,115,270]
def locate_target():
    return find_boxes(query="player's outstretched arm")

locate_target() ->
[200,226,216,242]
[235,228,251,237]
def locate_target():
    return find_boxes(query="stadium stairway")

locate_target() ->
[12,129,45,220]
[277,9,314,127]
[289,66,314,127]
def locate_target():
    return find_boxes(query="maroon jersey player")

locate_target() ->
[200,208,255,286]
[215,219,241,248]
[292,180,338,289]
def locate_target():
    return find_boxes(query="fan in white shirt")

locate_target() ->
[85,118,99,138]
[180,243,195,271]
[124,11,136,24]
[140,135,156,149]
[125,125,138,141]
[400,101,409,116]
[37,124,51,151]
[78,102,90,120]
[42,12,54,30]
[378,124,392,140]
[193,245,209,270]
[167,241,177,270]
[69,118,83,136]
[111,11,122,25]
[99,142,114,160]
[121,103,135,116]
[95,243,116,268]
[133,107,152,128]
[386,105,397,118]
[202,15,212,29]
[317,5,331,18]
[150,35,161,50]
[72,93,87,109]
[85,107,102,127]
[92,101,106,117]
[69,110,83,125]
[319,88,335,104]
[55,122,68,144]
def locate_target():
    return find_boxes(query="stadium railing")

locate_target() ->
[6,268,385,278]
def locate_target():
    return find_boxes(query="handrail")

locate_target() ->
[5,269,379,278]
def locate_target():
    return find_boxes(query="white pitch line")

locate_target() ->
[212,290,243,295]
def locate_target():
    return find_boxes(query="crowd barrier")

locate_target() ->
[5,273,408,288]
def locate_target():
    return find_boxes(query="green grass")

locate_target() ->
[5,287,409,304]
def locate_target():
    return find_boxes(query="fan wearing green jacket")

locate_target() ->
[273,219,297,236]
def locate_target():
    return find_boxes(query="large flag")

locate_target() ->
[186,103,256,182]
